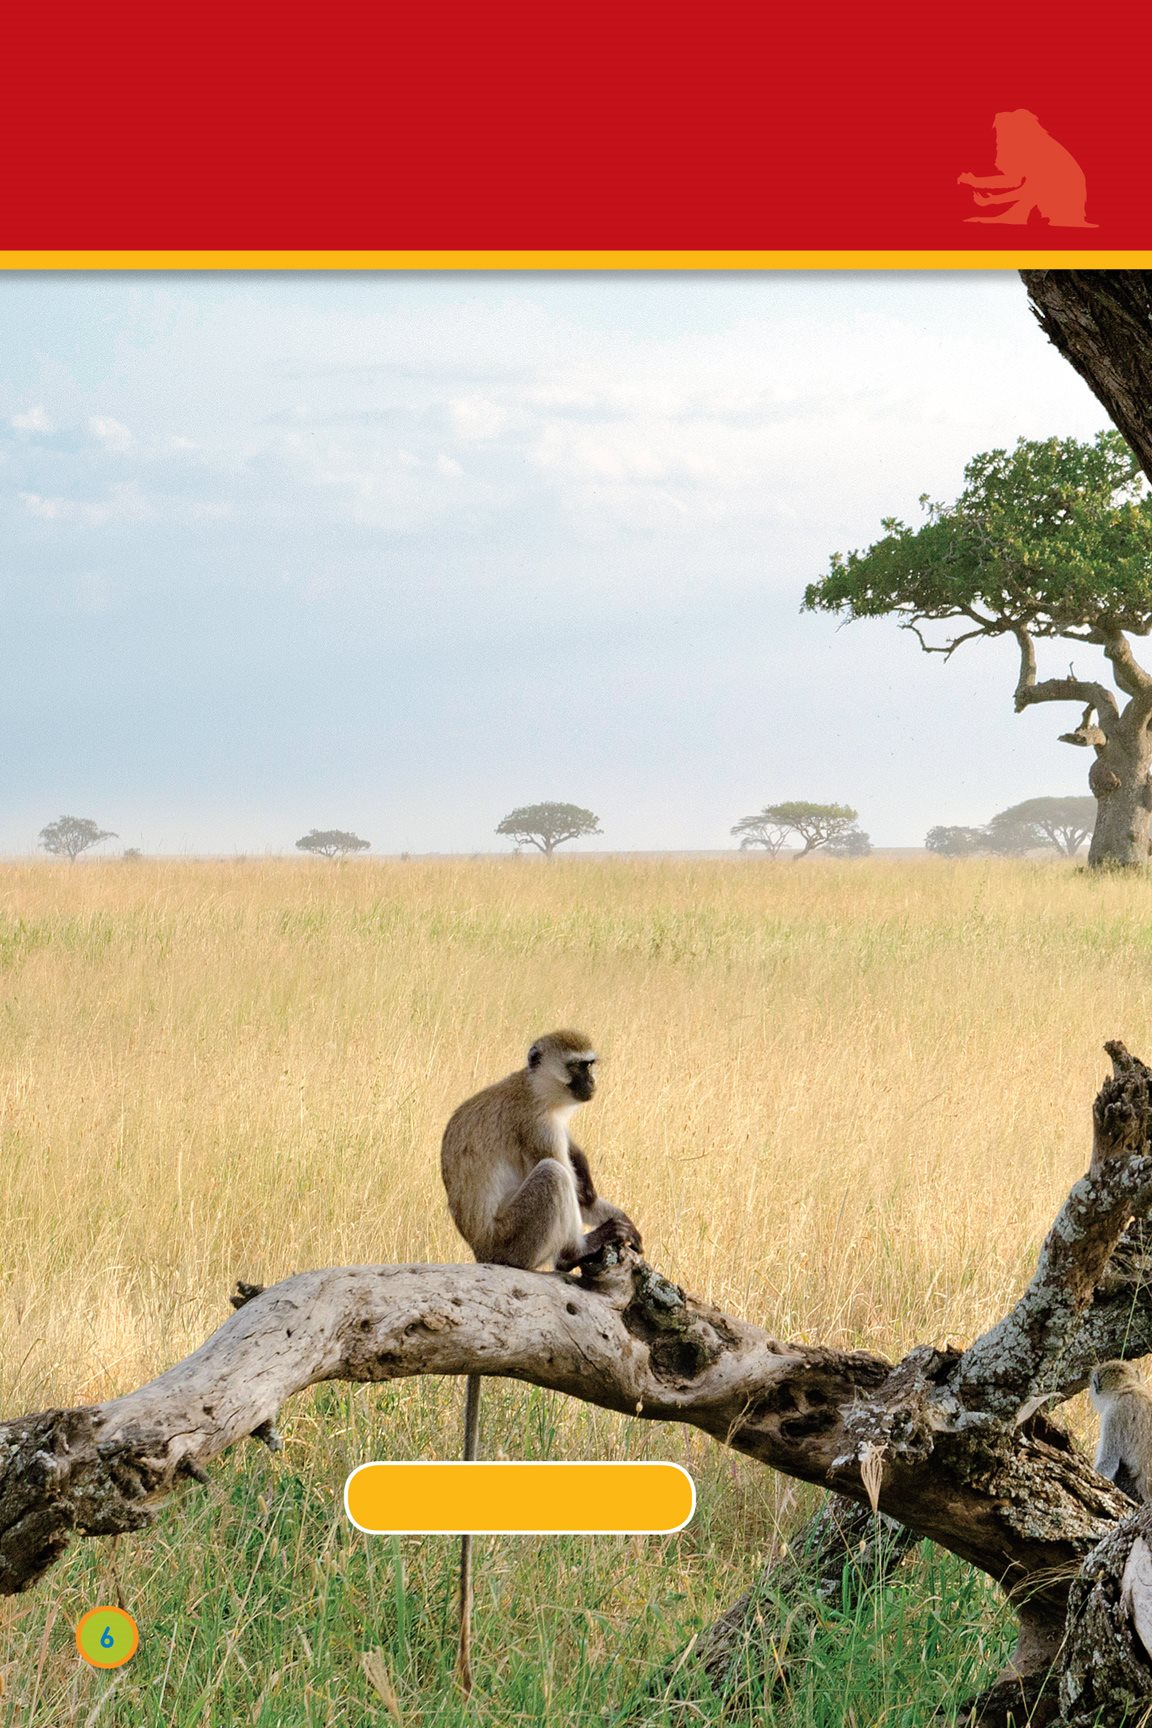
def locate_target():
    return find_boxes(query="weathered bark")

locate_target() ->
[4,1045,1152,1721]
[1014,625,1152,869]
[1086,733,1152,868]
[953,1041,1152,1419]
[1021,272,1152,490]
[1059,1509,1152,1725]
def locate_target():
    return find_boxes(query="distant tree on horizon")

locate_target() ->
[988,796,1096,858]
[825,825,873,858]
[925,797,1095,860]
[38,815,117,862]
[732,801,859,860]
[729,812,791,856]
[982,816,1040,857]
[925,825,988,858]
[495,802,602,857]
[295,829,371,859]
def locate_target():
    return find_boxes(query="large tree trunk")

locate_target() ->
[6,1045,1152,1720]
[1021,272,1152,489]
[1087,734,1152,868]
[1018,272,1152,874]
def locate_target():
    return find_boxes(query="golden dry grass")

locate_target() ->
[1,853,1143,1404]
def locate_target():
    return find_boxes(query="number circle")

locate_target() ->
[76,1606,139,1668]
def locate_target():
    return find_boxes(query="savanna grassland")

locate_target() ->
[0,853,1147,1726]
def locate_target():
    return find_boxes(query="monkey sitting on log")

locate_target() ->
[1089,1360,1152,1504]
[439,1029,642,1691]
[440,1028,642,1274]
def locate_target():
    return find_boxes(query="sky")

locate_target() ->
[0,270,1121,855]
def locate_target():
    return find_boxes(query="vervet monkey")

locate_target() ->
[1089,1360,1152,1504]
[441,1029,642,1273]
[440,1030,642,1691]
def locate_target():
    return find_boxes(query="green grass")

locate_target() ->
[1,1395,1013,1725]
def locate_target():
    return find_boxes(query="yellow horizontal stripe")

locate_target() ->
[345,1460,695,1534]
[1,249,1150,271]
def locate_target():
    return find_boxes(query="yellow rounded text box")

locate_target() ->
[344,1461,695,1534]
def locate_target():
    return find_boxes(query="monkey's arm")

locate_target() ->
[1113,1461,1142,1503]
[957,171,1024,189]
[1094,1427,1138,1499]
[569,1144,643,1250]
[568,1143,598,1210]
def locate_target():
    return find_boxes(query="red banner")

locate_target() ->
[2,1,1146,252]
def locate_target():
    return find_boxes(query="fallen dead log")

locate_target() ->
[5,1042,1152,1723]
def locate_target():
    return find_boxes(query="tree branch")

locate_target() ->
[0,1254,1129,1643]
[904,619,997,658]
[1012,625,1119,726]
[1056,1212,1152,1391]
[952,1042,1152,1418]
[0,1256,890,1595]
[1100,629,1152,703]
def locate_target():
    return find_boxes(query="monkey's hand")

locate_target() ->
[559,1213,642,1272]
[608,1206,643,1252]
[580,1196,643,1252]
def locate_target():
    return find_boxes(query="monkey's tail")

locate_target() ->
[457,1372,481,1694]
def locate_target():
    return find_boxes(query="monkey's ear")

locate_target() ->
[527,1043,543,1069]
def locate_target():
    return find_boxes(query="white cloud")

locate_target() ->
[19,491,67,519]
[18,483,215,521]
[0,272,1126,853]
[10,405,52,432]
[21,483,155,525]
[450,395,509,441]
[88,415,134,452]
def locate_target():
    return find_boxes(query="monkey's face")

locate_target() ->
[1091,1361,1140,1399]
[565,1056,596,1103]
[527,1032,598,1106]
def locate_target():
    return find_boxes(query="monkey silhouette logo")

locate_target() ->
[958,111,1096,227]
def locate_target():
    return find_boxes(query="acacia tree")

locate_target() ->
[495,802,601,856]
[824,826,872,858]
[990,797,1096,858]
[804,431,1152,869]
[926,824,987,857]
[983,815,1041,857]
[729,811,790,855]
[38,815,117,861]
[6,1044,1152,1722]
[732,801,859,860]
[295,829,370,859]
